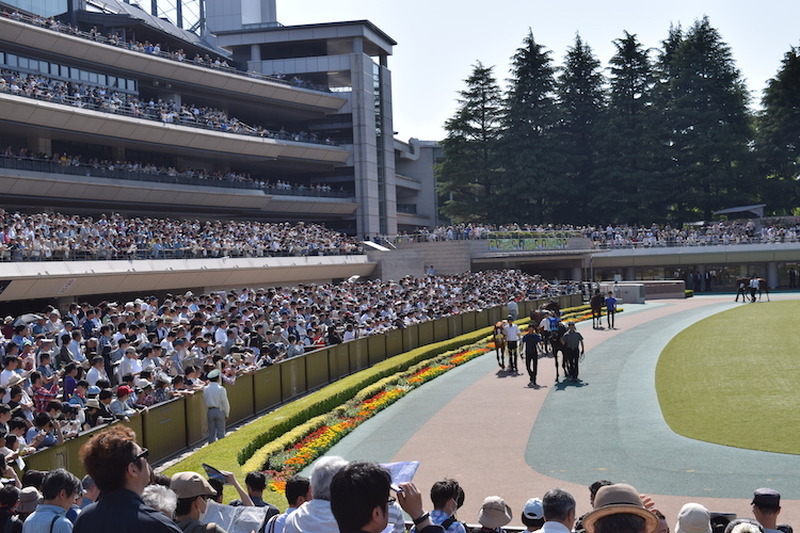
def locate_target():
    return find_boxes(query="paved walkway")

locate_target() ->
[320,295,800,528]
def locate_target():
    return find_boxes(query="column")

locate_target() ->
[767,262,779,289]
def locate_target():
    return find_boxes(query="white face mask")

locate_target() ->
[197,497,210,522]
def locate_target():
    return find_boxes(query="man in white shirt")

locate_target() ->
[541,489,576,533]
[203,369,229,443]
[502,316,521,374]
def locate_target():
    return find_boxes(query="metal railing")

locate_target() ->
[0,155,354,198]
[0,79,338,147]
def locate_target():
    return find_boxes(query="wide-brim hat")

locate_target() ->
[17,486,41,514]
[583,484,659,533]
[479,496,512,529]
[675,503,712,533]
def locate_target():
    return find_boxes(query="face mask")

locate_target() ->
[198,499,209,522]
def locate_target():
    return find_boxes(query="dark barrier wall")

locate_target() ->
[349,338,369,372]
[24,297,582,468]
[254,365,282,413]
[367,334,386,366]
[143,399,188,462]
[305,349,331,391]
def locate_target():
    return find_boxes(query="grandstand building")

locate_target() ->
[0,0,435,236]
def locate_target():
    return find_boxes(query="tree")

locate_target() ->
[498,29,560,224]
[657,17,755,221]
[437,62,504,223]
[554,34,605,222]
[757,45,800,213]
[594,31,665,223]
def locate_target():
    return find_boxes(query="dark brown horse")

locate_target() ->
[589,291,604,328]
[492,320,507,369]
[736,277,770,302]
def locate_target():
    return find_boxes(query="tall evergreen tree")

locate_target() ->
[554,34,605,222]
[757,45,800,213]
[657,17,754,221]
[436,62,504,223]
[594,31,664,223]
[499,29,560,224]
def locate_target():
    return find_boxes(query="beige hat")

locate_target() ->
[170,471,217,499]
[17,486,41,514]
[583,484,658,533]
[86,398,101,409]
[479,496,512,529]
[6,374,24,387]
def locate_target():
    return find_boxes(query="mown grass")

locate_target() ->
[656,300,800,454]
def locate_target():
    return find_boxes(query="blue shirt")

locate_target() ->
[22,504,73,533]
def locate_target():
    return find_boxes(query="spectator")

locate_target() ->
[264,475,310,533]
[675,503,711,533]
[20,468,81,533]
[283,456,348,533]
[141,485,177,519]
[541,489,576,533]
[417,478,465,533]
[0,485,22,533]
[751,489,782,533]
[73,425,181,532]
[170,472,225,532]
[477,496,513,533]
[329,462,441,533]
[229,472,278,517]
[522,498,545,532]
[582,484,658,533]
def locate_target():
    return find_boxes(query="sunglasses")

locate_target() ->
[133,448,149,462]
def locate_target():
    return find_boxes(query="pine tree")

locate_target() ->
[437,62,504,223]
[499,29,560,224]
[554,34,605,222]
[657,17,755,221]
[757,45,800,214]
[594,31,664,223]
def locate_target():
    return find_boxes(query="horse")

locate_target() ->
[737,277,771,302]
[550,321,568,380]
[492,321,507,369]
[589,291,604,329]
[758,278,770,301]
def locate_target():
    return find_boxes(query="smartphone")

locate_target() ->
[202,463,227,484]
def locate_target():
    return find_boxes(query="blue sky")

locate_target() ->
[278,1,800,141]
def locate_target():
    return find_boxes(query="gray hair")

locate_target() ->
[142,484,178,518]
[725,520,764,533]
[543,488,576,522]
[310,456,349,501]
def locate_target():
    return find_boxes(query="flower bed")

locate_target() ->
[261,344,491,493]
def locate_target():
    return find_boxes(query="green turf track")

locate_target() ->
[656,300,800,454]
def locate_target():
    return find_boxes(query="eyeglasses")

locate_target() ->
[132,448,149,462]
[387,496,396,505]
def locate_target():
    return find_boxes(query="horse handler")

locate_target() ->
[561,322,585,381]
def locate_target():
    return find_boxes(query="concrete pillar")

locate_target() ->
[767,262,779,289]
[625,267,635,281]
[251,44,261,62]
[353,37,364,55]
[571,266,582,281]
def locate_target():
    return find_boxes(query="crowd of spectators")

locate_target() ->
[389,220,800,248]
[1,147,346,195]
[0,70,336,146]
[0,268,567,462]
[0,211,362,261]
[1,8,330,93]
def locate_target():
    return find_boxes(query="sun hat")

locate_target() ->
[582,484,659,533]
[479,496,513,529]
[17,486,41,514]
[675,503,711,533]
[523,498,544,520]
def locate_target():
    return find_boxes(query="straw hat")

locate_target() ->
[582,484,658,533]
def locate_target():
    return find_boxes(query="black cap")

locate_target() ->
[752,488,780,509]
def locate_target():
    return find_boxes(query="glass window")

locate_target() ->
[6,54,17,67]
